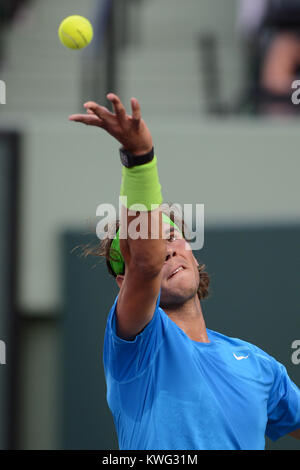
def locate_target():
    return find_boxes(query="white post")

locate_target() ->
[0,80,6,104]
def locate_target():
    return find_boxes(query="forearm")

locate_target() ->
[119,152,166,274]
[120,206,166,275]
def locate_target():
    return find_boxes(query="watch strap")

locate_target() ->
[119,147,154,168]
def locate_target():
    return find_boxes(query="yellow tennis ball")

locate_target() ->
[58,15,93,50]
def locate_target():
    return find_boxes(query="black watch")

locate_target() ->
[119,147,154,168]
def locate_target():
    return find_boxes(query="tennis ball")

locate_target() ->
[58,15,93,50]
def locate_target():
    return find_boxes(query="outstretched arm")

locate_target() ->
[70,94,166,340]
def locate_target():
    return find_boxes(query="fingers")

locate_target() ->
[130,97,141,123]
[106,93,127,123]
[83,101,115,122]
[69,102,109,126]
[70,94,141,131]
[69,113,104,127]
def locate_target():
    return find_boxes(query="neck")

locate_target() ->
[163,295,209,343]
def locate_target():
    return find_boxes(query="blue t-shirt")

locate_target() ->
[103,291,300,450]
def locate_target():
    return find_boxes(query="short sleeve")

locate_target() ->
[266,360,300,441]
[103,289,166,383]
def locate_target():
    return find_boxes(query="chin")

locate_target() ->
[160,284,197,307]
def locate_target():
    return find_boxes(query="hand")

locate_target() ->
[69,93,153,156]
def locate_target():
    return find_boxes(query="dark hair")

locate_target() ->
[83,207,210,300]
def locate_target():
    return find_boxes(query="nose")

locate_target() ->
[165,244,177,262]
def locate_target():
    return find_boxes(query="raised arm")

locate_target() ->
[69,94,166,340]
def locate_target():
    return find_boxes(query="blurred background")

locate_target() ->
[0,0,299,450]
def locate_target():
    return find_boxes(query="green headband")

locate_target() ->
[109,214,182,276]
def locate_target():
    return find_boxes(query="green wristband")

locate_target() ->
[120,155,163,211]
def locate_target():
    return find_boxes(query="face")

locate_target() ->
[116,223,200,307]
[159,223,200,308]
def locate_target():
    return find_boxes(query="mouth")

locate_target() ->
[167,265,185,280]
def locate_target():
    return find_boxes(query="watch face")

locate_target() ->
[120,151,130,167]
[123,154,129,167]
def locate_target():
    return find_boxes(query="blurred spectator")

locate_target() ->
[237,0,269,38]
[0,0,32,69]
[237,0,300,115]
[0,0,29,22]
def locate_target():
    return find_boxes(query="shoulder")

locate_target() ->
[208,328,273,356]
[208,329,281,377]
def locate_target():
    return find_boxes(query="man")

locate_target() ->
[237,0,300,115]
[69,93,300,450]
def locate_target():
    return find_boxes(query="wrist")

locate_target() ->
[120,155,162,210]
[120,146,154,168]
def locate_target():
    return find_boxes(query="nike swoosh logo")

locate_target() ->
[233,353,249,360]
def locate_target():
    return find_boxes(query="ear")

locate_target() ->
[115,274,124,289]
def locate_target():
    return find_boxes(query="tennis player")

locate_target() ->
[69,93,300,450]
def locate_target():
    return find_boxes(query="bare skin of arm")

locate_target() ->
[69,94,166,340]
[262,33,300,94]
